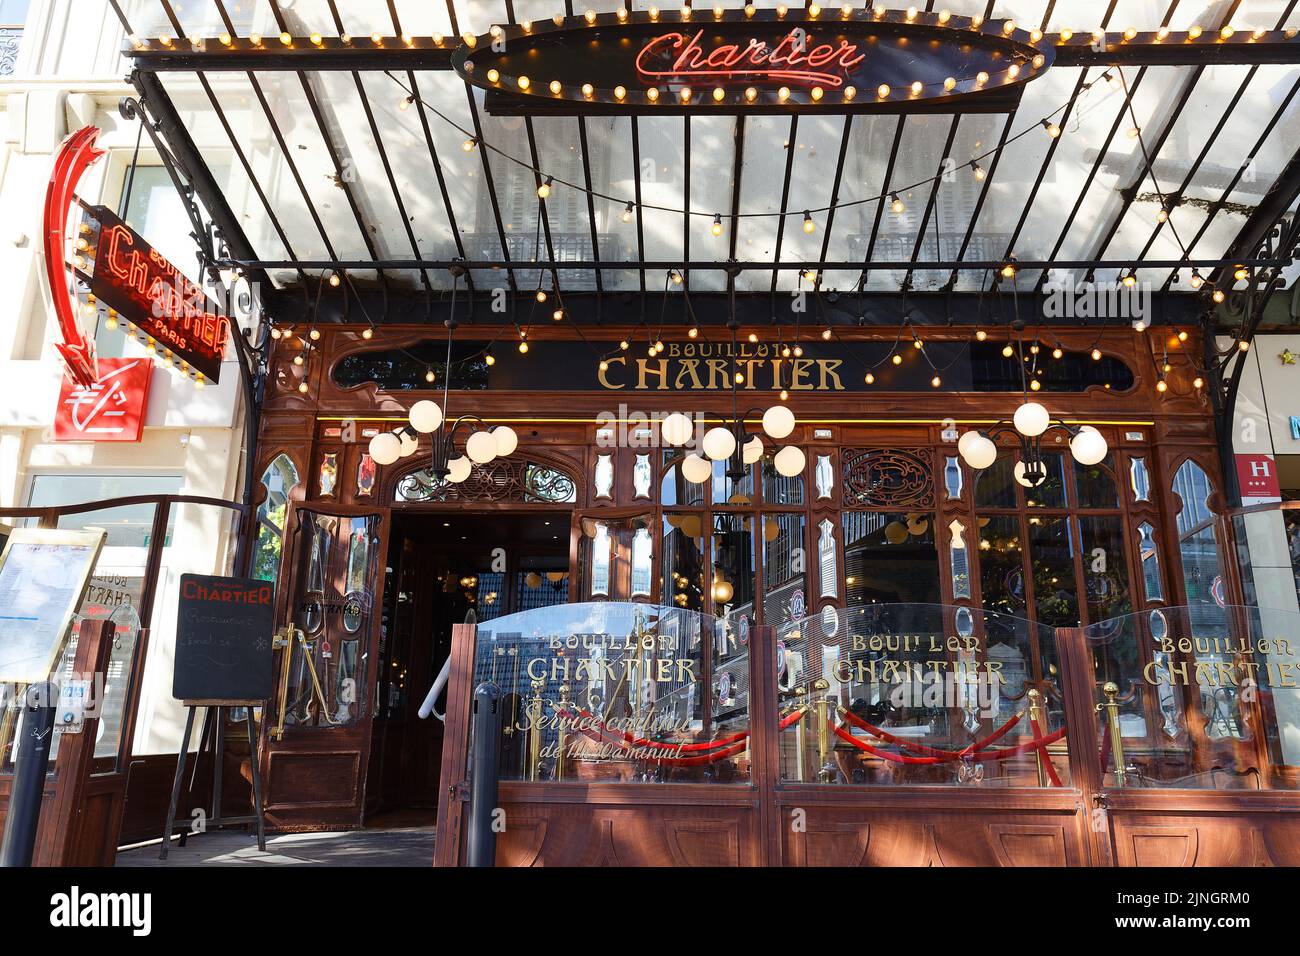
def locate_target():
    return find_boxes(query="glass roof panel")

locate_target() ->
[818,112,904,293]
[637,115,688,285]
[734,113,789,293]
[122,1,1300,305]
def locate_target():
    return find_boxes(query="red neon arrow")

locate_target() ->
[44,125,105,388]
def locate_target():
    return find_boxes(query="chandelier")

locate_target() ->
[955,400,1108,486]
[366,317,517,480]
[658,317,804,482]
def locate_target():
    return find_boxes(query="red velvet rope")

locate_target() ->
[830,720,1067,766]
[838,706,1024,758]
[1029,715,1064,787]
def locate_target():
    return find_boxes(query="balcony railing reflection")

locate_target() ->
[0,28,21,77]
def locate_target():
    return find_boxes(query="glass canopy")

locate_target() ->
[116,0,1300,297]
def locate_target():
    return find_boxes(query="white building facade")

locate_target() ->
[0,0,250,755]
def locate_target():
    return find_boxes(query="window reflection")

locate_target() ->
[712,513,754,619]
[1026,516,1079,628]
[762,513,805,627]
[978,516,1027,618]
[663,513,705,611]
[842,512,940,605]
[1137,522,1164,601]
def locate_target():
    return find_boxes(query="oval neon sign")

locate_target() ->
[453,8,1054,111]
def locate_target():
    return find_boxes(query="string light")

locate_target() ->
[890,193,905,214]
[622,202,635,223]
[712,213,724,236]
[537,176,552,199]
[425,367,436,383]
[971,162,986,181]
[552,308,564,321]
[485,351,496,365]
[1002,344,1015,358]
[802,211,816,234]
[975,330,987,341]
[1091,348,1103,361]
[891,353,903,366]
[1042,119,1061,138]
[462,137,478,152]
[536,289,548,303]
[864,372,875,384]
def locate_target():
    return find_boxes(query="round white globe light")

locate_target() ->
[409,399,444,433]
[1070,425,1108,465]
[368,432,401,466]
[957,430,984,460]
[493,425,518,457]
[712,580,735,604]
[962,434,998,470]
[773,445,806,478]
[446,456,472,483]
[681,453,712,484]
[702,426,737,461]
[398,431,418,457]
[742,434,764,464]
[465,430,498,464]
[762,404,796,439]
[1012,401,1051,438]
[1013,459,1045,488]
[661,411,694,446]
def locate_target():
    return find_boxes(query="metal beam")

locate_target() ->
[126,33,1300,73]
[217,255,1285,272]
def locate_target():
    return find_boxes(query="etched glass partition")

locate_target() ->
[473,603,750,783]
[1082,605,1300,789]
[775,604,1068,787]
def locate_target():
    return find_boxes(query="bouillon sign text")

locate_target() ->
[454,9,1053,114]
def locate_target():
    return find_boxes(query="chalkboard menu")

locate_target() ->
[173,574,275,703]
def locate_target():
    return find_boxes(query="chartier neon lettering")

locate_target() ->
[635,29,865,88]
[103,223,229,355]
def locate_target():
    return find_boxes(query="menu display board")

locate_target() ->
[0,528,105,683]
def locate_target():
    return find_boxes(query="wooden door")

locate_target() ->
[260,501,390,829]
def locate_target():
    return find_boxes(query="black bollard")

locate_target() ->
[465,682,502,868]
[1,682,58,867]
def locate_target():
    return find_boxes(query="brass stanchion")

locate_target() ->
[555,683,570,781]
[812,677,832,782]
[792,685,807,782]
[1027,688,1047,787]
[1096,681,1127,787]
[526,677,545,781]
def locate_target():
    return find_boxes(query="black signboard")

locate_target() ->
[173,574,275,703]
[332,339,1135,394]
[454,11,1053,115]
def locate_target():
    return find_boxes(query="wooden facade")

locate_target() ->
[247,321,1300,865]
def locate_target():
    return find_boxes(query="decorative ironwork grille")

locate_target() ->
[396,458,578,504]
[842,448,935,509]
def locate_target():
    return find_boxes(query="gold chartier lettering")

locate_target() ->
[525,654,697,685]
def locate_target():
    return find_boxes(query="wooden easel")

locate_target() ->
[159,699,267,860]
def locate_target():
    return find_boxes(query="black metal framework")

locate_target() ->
[113,3,1300,309]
